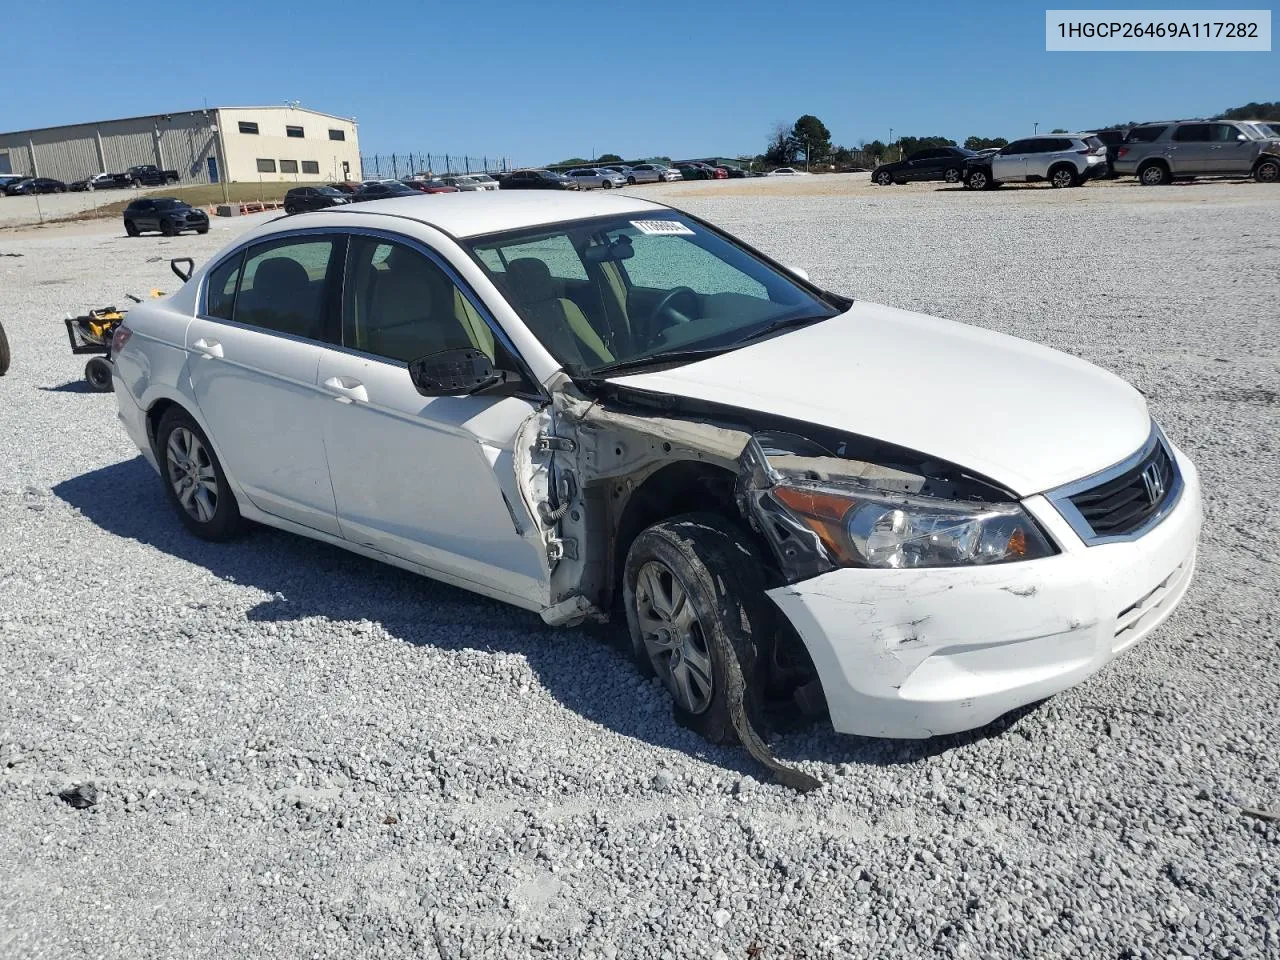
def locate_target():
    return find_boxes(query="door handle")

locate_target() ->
[191,337,223,359]
[323,375,368,404]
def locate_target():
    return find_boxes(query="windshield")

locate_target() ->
[465,212,840,377]
[316,187,343,197]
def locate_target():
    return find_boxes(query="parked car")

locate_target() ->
[499,169,578,190]
[1239,121,1280,142]
[125,164,180,187]
[872,146,977,186]
[353,181,423,201]
[403,178,461,194]
[466,174,501,191]
[0,174,28,193]
[1112,120,1280,185]
[963,135,1107,189]
[565,168,627,190]
[284,186,350,214]
[673,162,724,180]
[1083,129,1128,178]
[110,191,1202,774]
[628,163,681,182]
[768,167,808,176]
[328,181,364,194]
[122,197,208,236]
[5,177,67,195]
[70,172,132,192]
[438,176,484,192]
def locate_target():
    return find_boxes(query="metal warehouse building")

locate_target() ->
[0,105,361,185]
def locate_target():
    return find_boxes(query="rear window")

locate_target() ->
[1125,126,1167,143]
[1084,136,1105,150]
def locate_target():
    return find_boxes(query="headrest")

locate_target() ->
[504,258,557,304]
[252,257,310,293]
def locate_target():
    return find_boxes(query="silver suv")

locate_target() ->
[963,134,1107,190]
[1113,119,1280,185]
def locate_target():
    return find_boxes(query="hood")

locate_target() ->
[611,303,1151,497]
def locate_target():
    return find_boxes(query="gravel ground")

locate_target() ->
[1,180,1278,960]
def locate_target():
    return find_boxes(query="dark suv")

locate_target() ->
[1113,120,1280,184]
[499,169,577,190]
[284,186,350,214]
[123,197,209,236]
[872,146,977,185]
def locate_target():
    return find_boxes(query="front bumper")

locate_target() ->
[768,445,1202,739]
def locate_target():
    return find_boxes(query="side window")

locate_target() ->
[494,233,587,281]
[344,237,493,363]
[1173,125,1211,142]
[1125,126,1167,143]
[204,253,243,320]
[1210,124,1241,142]
[1003,140,1030,154]
[233,237,337,340]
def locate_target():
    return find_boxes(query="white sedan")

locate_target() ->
[768,167,809,176]
[110,191,1200,779]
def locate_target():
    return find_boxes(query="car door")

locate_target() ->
[131,200,155,230]
[1169,124,1214,173]
[185,233,344,535]
[1206,123,1255,173]
[316,232,548,605]
[992,140,1031,181]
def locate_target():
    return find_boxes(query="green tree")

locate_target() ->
[964,136,1009,150]
[1219,100,1280,121]
[863,139,887,159]
[765,122,799,166]
[597,153,623,163]
[1050,128,1068,134]
[896,135,956,159]
[791,114,832,162]
[554,157,590,167]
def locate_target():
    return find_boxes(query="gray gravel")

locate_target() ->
[1,181,1277,960]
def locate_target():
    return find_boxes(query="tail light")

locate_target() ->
[1117,147,1129,158]
[111,325,133,355]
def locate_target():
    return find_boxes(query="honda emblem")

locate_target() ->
[1141,463,1166,504]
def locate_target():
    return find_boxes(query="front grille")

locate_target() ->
[1069,442,1175,538]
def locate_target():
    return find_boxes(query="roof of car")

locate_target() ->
[327,190,664,239]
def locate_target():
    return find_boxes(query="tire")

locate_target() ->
[1049,165,1079,188]
[1138,161,1171,186]
[601,180,613,189]
[1254,158,1280,184]
[0,321,10,376]
[124,219,139,237]
[284,204,297,215]
[627,176,636,185]
[196,226,208,235]
[874,171,892,186]
[623,513,773,745]
[943,167,962,184]
[966,168,992,190]
[84,357,113,392]
[155,407,244,541]
[160,219,176,237]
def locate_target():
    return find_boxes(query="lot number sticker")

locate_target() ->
[631,220,695,236]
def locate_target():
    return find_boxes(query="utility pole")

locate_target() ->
[889,127,895,161]
[1033,122,1039,135]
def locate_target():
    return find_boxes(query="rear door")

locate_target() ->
[316,232,549,605]
[1169,124,1215,173]
[185,233,344,534]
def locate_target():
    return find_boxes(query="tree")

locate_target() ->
[896,135,956,159]
[1050,128,1068,134]
[791,115,832,163]
[964,136,1008,150]
[1219,100,1280,121]
[764,122,798,166]
[554,157,590,167]
[863,139,887,159]
[597,153,623,163]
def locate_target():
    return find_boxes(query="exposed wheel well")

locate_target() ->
[145,398,179,453]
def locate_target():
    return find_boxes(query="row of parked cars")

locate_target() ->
[870,118,1280,190]
[0,165,181,196]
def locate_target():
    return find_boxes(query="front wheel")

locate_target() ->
[156,408,244,541]
[874,171,893,186]
[124,220,139,237]
[965,168,992,190]
[627,176,636,185]
[160,219,176,236]
[1255,158,1280,184]
[601,180,613,189]
[84,357,113,392]
[623,514,773,744]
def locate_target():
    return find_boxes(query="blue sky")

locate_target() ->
[11,1,1277,163]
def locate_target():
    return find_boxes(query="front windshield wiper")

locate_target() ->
[582,347,736,379]
[730,313,834,347]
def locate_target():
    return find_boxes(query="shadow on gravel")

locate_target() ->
[55,456,1030,781]
[40,380,97,393]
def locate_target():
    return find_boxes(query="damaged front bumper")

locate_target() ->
[766,448,1202,739]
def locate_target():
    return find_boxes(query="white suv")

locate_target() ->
[964,134,1108,189]
[109,191,1200,782]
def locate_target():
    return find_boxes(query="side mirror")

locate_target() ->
[409,348,501,397]
[784,264,810,282]
[1237,133,1248,141]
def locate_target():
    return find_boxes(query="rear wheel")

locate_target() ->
[627,176,636,185]
[156,408,244,541]
[1255,158,1280,184]
[943,167,962,184]
[1138,161,1171,186]
[124,220,139,237]
[1049,165,1078,188]
[84,357,113,392]
[623,514,772,744]
[160,219,176,236]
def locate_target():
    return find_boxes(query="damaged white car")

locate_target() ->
[111,192,1201,783]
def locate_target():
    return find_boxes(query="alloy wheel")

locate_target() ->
[944,168,961,183]
[1257,161,1279,183]
[1052,168,1074,188]
[875,172,892,186]
[634,560,714,714]
[166,427,219,523]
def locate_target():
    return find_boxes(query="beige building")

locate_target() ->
[0,105,361,185]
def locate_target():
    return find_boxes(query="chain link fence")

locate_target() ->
[359,153,514,179]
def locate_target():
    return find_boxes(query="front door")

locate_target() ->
[1206,123,1256,173]
[185,234,344,535]
[992,140,1030,181]
[317,233,548,605]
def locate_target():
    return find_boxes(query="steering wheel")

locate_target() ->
[650,286,699,333]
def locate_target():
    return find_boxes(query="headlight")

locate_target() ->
[771,484,1055,569]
